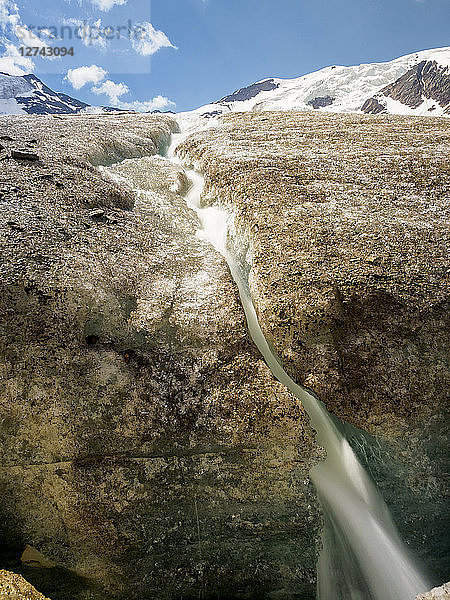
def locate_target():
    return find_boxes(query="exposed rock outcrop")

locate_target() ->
[306,96,335,109]
[382,60,450,108]
[361,96,387,114]
[362,59,450,114]
[218,78,280,103]
[177,110,449,580]
[0,114,320,599]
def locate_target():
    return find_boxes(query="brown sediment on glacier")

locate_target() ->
[177,110,449,581]
[0,569,51,599]
[177,111,449,436]
[0,114,321,600]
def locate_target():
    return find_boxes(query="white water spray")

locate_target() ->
[165,126,430,600]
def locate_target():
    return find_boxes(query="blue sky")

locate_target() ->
[1,0,449,111]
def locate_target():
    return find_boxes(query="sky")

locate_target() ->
[0,0,449,112]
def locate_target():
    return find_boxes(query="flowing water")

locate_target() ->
[163,128,430,600]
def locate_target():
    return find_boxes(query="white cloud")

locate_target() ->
[63,18,107,48]
[0,0,20,27]
[66,64,107,89]
[0,41,33,74]
[60,17,176,55]
[15,25,51,49]
[89,73,175,112]
[90,0,127,10]
[114,95,176,112]
[12,25,59,62]
[132,22,177,56]
[92,79,129,104]
[0,1,56,72]
[0,1,31,73]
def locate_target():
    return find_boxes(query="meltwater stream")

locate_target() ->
[165,130,430,600]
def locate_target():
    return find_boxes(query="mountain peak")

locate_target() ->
[0,72,125,115]
[0,71,90,115]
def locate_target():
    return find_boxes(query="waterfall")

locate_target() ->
[164,126,430,600]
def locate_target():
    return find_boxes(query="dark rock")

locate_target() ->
[361,97,387,114]
[85,334,99,346]
[363,60,450,113]
[307,95,335,109]
[202,110,225,118]
[11,149,39,161]
[88,208,106,221]
[381,60,450,109]
[16,73,90,115]
[218,78,280,103]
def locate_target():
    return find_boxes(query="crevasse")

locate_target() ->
[164,123,430,600]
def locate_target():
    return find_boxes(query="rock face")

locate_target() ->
[362,60,450,114]
[306,96,334,109]
[177,110,449,580]
[0,570,50,599]
[360,97,387,114]
[218,79,280,103]
[416,583,450,599]
[0,114,320,599]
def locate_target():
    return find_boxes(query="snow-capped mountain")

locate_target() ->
[188,47,450,119]
[0,72,126,115]
[0,72,92,115]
